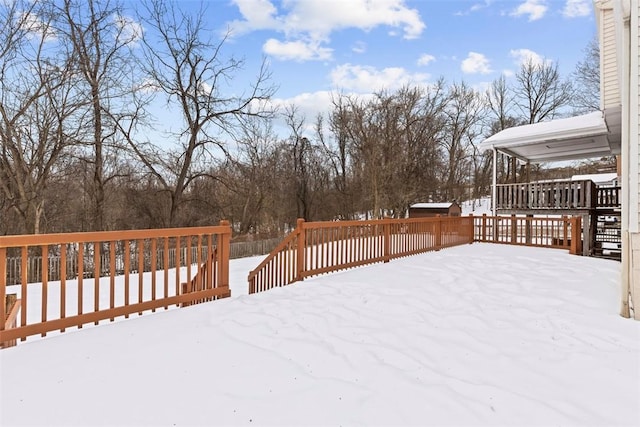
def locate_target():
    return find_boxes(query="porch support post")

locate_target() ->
[492,148,497,217]
[582,213,592,256]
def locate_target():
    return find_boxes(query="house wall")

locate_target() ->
[631,0,640,319]
[635,0,640,231]
[605,0,639,319]
[602,3,621,109]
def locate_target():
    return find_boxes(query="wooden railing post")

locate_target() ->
[481,214,487,242]
[383,219,391,262]
[467,214,474,243]
[248,275,256,295]
[577,216,583,255]
[217,220,231,298]
[510,214,517,244]
[435,216,442,249]
[493,216,499,242]
[0,247,6,336]
[296,218,306,281]
[570,216,582,255]
[525,214,533,245]
[587,181,597,209]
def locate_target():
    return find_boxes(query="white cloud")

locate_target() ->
[510,48,548,67]
[470,81,491,94]
[135,78,162,93]
[263,38,332,61]
[417,53,436,66]
[472,0,495,12]
[352,41,367,54]
[461,52,492,74]
[230,0,280,34]
[19,12,56,42]
[329,63,430,93]
[271,91,335,123]
[562,0,591,18]
[511,0,548,21]
[455,0,495,16]
[229,0,425,62]
[229,0,426,39]
[114,15,143,45]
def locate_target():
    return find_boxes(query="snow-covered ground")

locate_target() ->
[461,197,492,215]
[1,243,639,426]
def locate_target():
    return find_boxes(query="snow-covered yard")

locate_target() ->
[1,243,639,426]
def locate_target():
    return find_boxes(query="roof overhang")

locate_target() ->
[480,109,621,163]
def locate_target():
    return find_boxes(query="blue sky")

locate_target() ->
[202,0,597,117]
[134,0,597,139]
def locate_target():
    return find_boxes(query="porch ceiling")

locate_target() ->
[480,109,621,163]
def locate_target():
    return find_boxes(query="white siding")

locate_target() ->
[636,0,640,231]
[602,8,620,108]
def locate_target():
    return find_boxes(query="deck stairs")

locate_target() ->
[594,209,621,261]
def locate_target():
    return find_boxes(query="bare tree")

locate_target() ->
[513,58,574,124]
[485,75,524,183]
[58,0,142,231]
[572,36,600,114]
[283,106,313,220]
[327,84,447,218]
[333,94,385,218]
[318,105,355,220]
[440,81,485,201]
[395,84,447,211]
[127,0,276,227]
[222,117,281,234]
[486,76,519,131]
[0,1,78,235]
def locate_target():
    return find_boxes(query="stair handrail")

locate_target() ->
[247,221,302,294]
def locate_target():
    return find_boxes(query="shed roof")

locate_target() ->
[480,109,621,163]
[571,172,618,184]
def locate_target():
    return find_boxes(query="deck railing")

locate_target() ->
[2,296,20,348]
[596,186,621,208]
[3,235,283,286]
[248,216,474,294]
[473,214,582,254]
[496,180,597,211]
[0,222,231,346]
[249,215,583,294]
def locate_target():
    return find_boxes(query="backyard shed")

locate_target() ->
[408,202,461,218]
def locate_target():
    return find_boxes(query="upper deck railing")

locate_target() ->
[496,180,620,211]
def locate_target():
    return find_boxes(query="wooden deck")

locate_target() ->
[495,179,621,259]
[496,180,620,213]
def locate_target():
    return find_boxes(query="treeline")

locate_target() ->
[0,0,601,237]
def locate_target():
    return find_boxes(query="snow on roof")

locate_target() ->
[410,202,456,209]
[483,112,607,146]
[479,111,615,163]
[571,173,618,184]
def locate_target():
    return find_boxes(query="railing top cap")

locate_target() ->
[0,224,231,248]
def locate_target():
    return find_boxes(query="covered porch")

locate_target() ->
[481,109,622,258]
